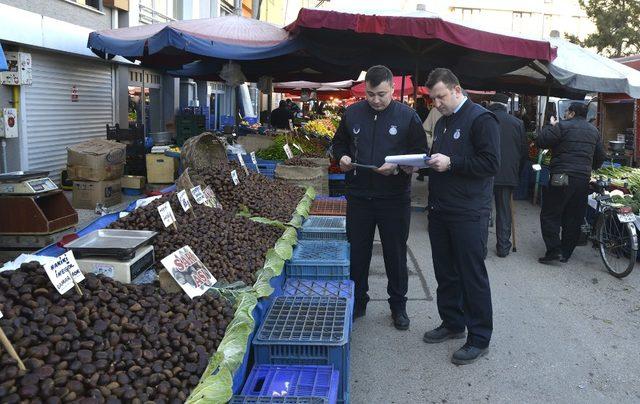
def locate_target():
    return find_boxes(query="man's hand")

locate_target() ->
[374,163,399,176]
[400,165,417,175]
[339,155,353,172]
[427,153,451,172]
[550,115,558,126]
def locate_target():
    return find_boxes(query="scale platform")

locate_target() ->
[0,171,58,195]
[76,245,155,284]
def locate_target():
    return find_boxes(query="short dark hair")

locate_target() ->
[568,102,587,118]
[279,100,287,107]
[365,65,394,87]
[426,68,460,89]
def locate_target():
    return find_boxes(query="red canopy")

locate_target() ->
[350,76,428,98]
[286,9,556,62]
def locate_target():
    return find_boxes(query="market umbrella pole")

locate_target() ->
[510,193,517,252]
[400,75,406,101]
[0,327,26,370]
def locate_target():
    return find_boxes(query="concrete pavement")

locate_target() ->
[350,182,640,403]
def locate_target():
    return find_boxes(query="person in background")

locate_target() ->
[423,68,500,365]
[416,105,443,181]
[269,100,294,129]
[286,98,301,114]
[487,93,528,257]
[332,65,428,330]
[535,102,607,264]
[415,97,429,122]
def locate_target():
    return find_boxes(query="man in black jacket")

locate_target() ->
[332,65,428,330]
[536,102,607,264]
[487,93,528,257]
[422,68,500,365]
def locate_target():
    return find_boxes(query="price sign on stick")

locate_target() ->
[231,170,240,185]
[250,152,260,174]
[288,119,294,131]
[44,251,85,296]
[293,143,304,153]
[190,186,207,205]
[236,153,249,175]
[177,190,192,214]
[204,186,222,209]
[283,144,294,159]
[158,202,177,230]
[0,309,26,370]
[161,246,217,299]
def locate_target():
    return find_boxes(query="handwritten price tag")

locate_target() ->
[293,143,304,153]
[177,190,192,213]
[160,246,217,299]
[250,152,260,174]
[231,170,240,185]
[283,144,294,159]
[158,202,177,228]
[43,251,85,295]
[236,153,249,175]
[203,186,222,209]
[190,186,207,204]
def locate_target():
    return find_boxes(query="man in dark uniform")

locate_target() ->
[536,102,606,264]
[422,68,500,365]
[487,93,528,257]
[332,65,428,330]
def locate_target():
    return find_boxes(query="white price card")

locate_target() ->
[190,185,207,204]
[44,251,85,295]
[0,308,3,319]
[236,152,249,175]
[177,190,192,213]
[203,186,222,209]
[231,170,240,185]
[304,135,311,141]
[250,152,260,174]
[293,143,304,153]
[160,246,217,299]
[288,119,294,131]
[158,202,177,228]
[283,144,294,159]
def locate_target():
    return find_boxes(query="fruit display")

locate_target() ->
[108,194,283,285]
[184,160,306,222]
[301,118,337,139]
[283,156,319,167]
[255,133,328,161]
[0,263,235,403]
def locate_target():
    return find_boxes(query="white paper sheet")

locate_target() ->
[385,154,431,167]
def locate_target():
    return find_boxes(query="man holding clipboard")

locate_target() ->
[332,65,428,330]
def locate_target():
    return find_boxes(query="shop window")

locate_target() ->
[70,0,103,11]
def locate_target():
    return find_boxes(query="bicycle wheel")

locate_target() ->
[597,209,637,278]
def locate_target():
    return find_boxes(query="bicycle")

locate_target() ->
[581,176,638,278]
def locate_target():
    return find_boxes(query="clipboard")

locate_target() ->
[352,162,379,170]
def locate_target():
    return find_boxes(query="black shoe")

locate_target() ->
[559,256,569,263]
[496,251,509,258]
[451,343,489,365]
[538,253,561,264]
[422,325,465,343]
[391,309,410,330]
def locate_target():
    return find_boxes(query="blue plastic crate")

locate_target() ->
[282,280,354,328]
[328,174,345,181]
[241,365,338,404]
[286,241,350,280]
[314,196,346,201]
[299,216,347,241]
[230,397,328,404]
[253,297,350,404]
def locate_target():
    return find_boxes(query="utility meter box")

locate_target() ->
[1,52,32,85]
[0,108,18,138]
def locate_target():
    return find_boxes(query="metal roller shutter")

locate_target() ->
[24,50,113,182]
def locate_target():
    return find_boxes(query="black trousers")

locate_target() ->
[428,213,493,348]
[346,194,411,311]
[493,186,514,254]
[540,176,589,259]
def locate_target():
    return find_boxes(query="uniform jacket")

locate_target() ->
[332,100,428,198]
[428,99,501,219]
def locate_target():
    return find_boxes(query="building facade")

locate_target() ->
[0,0,251,179]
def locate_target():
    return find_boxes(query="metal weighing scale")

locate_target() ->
[65,229,157,284]
[0,171,78,235]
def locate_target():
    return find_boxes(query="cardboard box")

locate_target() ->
[67,139,126,181]
[146,153,177,184]
[72,179,122,209]
[122,175,146,189]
